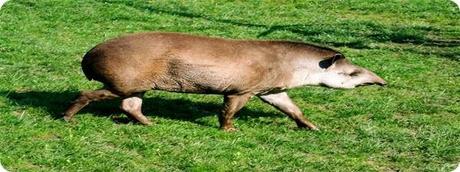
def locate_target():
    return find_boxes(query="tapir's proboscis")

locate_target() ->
[64,32,386,131]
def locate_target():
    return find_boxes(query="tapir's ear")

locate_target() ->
[319,54,344,69]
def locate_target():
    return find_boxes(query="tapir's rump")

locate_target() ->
[64,32,385,130]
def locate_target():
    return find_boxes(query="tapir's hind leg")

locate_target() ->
[120,93,152,125]
[258,92,319,131]
[63,89,119,121]
[219,94,252,131]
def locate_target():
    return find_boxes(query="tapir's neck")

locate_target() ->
[269,42,341,89]
[288,66,324,88]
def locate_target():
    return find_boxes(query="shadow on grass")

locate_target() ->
[2,90,283,127]
[100,0,459,61]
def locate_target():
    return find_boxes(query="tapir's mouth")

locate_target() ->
[376,82,387,86]
[357,82,386,87]
[356,83,373,87]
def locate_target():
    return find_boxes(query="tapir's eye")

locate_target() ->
[349,70,361,76]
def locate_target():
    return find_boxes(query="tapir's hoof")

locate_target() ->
[298,126,320,131]
[298,123,320,131]
[139,119,153,125]
[221,126,238,132]
[309,127,320,131]
[142,121,153,125]
[63,115,73,122]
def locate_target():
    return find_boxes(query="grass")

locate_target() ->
[0,0,459,171]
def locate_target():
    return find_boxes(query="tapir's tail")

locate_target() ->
[81,51,95,81]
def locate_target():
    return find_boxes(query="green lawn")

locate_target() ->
[0,0,459,171]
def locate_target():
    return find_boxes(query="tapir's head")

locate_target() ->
[314,54,386,89]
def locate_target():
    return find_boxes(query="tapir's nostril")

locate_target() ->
[377,79,387,86]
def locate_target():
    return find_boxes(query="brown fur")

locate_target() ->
[64,32,385,131]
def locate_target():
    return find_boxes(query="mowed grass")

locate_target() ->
[0,0,459,171]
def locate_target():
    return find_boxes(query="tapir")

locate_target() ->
[64,32,386,131]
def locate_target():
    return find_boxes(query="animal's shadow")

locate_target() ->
[2,91,283,126]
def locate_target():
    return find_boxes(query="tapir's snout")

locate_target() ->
[359,68,386,87]
[322,57,386,89]
[375,77,386,86]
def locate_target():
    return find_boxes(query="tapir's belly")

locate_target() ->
[150,61,246,94]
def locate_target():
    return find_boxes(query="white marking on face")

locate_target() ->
[317,73,355,88]
[289,69,364,89]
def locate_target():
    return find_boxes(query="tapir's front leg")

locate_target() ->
[259,92,319,130]
[219,94,252,131]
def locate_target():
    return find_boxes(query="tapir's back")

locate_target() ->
[82,32,289,95]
